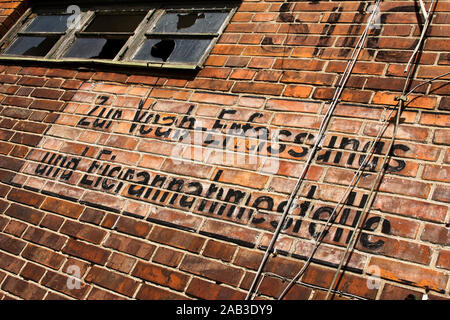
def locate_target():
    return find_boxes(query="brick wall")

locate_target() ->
[0,0,448,300]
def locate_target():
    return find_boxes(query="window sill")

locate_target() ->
[0,55,200,70]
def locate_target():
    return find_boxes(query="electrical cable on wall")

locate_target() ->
[244,0,383,300]
[324,0,438,300]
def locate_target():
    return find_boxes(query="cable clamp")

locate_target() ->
[394,95,408,102]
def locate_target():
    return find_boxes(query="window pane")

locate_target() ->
[133,38,212,64]
[25,15,69,33]
[84,14,146,33]
[64,37,127,59]
[4,36,59,56]
[153,12,229,33]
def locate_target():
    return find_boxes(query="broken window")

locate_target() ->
[132,9,229,64]
[0,3,237,69]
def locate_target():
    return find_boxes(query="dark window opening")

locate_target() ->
[84,13,146,33]
[153,11,229,34]
[5,36,60,57]
[150,39,175,62]
[64,37,127,59]
[25,14,69,33]
[134,38,211,64]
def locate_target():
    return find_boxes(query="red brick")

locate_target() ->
[107,252,136,274]
[0,251,25,274]
[3,219,27,237]
[281,71,334,85]
[187,79,233,92]
[132,261,189,291]
[436,250,450,270]
[380,283,423,300]
[41,270,90,299]
[1,276,46,300]
[7,188,45,208]
[148,225,205,253]
[21,244,65,270]
[369,257,448,292]
[62,239,111,265]
[39,213,65,231]
[432,185,450,203]
[379,176,431,199]
[180,254,243,286]
[152,247,183,268]
[161,159,212,179]
[186,277,245,300]
[214,168,269,189]
[302,264,378,299]
[422,165,450,182]
[10,132,42,147]
[374,195,447,223]
[41,197,84,219]
[200,220,260,248]
[23,226,67,251]
[115,216,152,238]
[136,283,188,300]
[5,203,44,225]
[3,96,32,108]
[20,262,46,282]
[103,233,156,259]
[420,224,449,246]
[203,240,237,262]
[85,266,139,297]
[87,287,127,300]
[0,233,26,255]
[30,99,65,112]
[232,82,284,95]
[60,220,107,244]
[356,236,431,265]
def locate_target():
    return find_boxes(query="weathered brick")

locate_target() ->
[380,284,423,300]
[21,244,65,270]
[203,240,237,262]
[41,197,84,219]
[85,266,139,297]
[136,283,188,300]
[148,225,205,253]
[5,203,44,225]
[41,270,89,299]
[103,233,156,260]
[60,220,107,244]
[62,239,111,265]
[436,250,450,270]
[0,232,26,255]
[132,261,189,291]
[114,216,152,238]
[420,224,449,246]
[369,257,448,292]
[20,262,46,282]
[22,226,67,251]
[1,276,46,300]
[374,195,447,223]
[186,277,245,300]
[180,255,244,286]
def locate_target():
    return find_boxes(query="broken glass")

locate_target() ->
[84,13,146,33]
[133,38,212,64]
[64,37,127,59]
[153,11,228,34]
[4,36,60,56]
[25,15,69,33]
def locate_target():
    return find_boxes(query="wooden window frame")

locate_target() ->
[0,2,237,70]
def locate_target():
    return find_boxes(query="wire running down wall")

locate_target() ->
[0,0,448,301]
